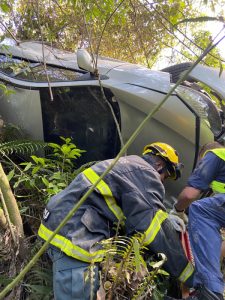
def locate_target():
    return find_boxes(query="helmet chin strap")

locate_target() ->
[157,165,168,175]
[157,167,168,174]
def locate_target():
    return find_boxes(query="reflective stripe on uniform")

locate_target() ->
[38,223,105,263]
[208,149,225,161]
[210,181,225,193]
[83,168,125,222]
[178,261,194,283]
[143,209,168,246]
[206,149,225,193]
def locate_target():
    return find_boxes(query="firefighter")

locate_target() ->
[167,142,225,300]
[38,142,194,300]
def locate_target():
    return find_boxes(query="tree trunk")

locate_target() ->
[0,164,24,237]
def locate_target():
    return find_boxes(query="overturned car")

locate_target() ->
[0,40,224,200]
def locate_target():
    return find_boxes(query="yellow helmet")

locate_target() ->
[142,142,183,180]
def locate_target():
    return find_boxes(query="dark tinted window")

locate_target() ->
[0,54,83,81]
[40,86,121,164]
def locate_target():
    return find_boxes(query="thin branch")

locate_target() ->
[80,2,125,147]
[51,0,64,12]
[97,75,125,151]
[160,40,198,63]
[0,19,20,45]
[130,0,151,67]
[95,0,127,69]
[36,0,54,101]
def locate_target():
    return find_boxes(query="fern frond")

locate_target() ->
[0,140,47,157]
[99,235,168,299]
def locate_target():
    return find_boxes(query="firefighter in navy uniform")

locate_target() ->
[167,142,225,300]
[38,142,194,300]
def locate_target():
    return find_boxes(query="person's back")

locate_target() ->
[38,142,193,300]
[39,155,166,255]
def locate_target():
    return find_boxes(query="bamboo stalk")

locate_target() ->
[0,189,16,244]
[0,164,24,237]
[0,208,7,229]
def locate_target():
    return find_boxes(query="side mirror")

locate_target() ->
[77,49,95,73]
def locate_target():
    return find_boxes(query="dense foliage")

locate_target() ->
[0,0,225,67]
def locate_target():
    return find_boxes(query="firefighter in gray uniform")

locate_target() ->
[38,142,194,300]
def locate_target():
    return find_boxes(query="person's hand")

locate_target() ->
[170,203,188,224]
[168,214,186,232]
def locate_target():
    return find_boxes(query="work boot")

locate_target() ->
[164,286,224,300]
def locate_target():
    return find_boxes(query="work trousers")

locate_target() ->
[189,194,225,294]
[47,247,99,300]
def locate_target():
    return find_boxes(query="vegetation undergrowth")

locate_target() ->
[0,135,174,299]
[0,136,88,299]
[97,233,170,300]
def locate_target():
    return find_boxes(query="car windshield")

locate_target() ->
[0,54,83,82]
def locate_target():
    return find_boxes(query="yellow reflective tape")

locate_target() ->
[210,180,225,193]
[209,149,225,161]
[143,210,168,246]
[178,261,194,283]
[204,149,225,193]
[83,168,125,222]
[38,223,105,263]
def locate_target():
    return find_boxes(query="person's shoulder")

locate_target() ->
[116,155,156,174]
[204,150,225,164]
[119,155,152,167]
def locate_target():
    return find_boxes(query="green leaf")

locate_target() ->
[60,136,71,144]
[5,89,16,96]
[31,155,45,166]
[0,2,11,13]
[24,162,32,172]
[42,177,49,187]
[61,144,71,155]
[57,183,67,187]
[133,238,141,272]
[32,165,40,175]
[157,269,169,276]
[7,169,15,182]
[68,149,80,158]
[0,84,7,91]
[48,143,61,150]
[31,155,40,164]
[50,172,61,180]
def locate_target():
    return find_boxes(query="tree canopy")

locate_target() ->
[0,0,225,68]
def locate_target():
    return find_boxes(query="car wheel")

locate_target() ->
[161,63,194,83]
